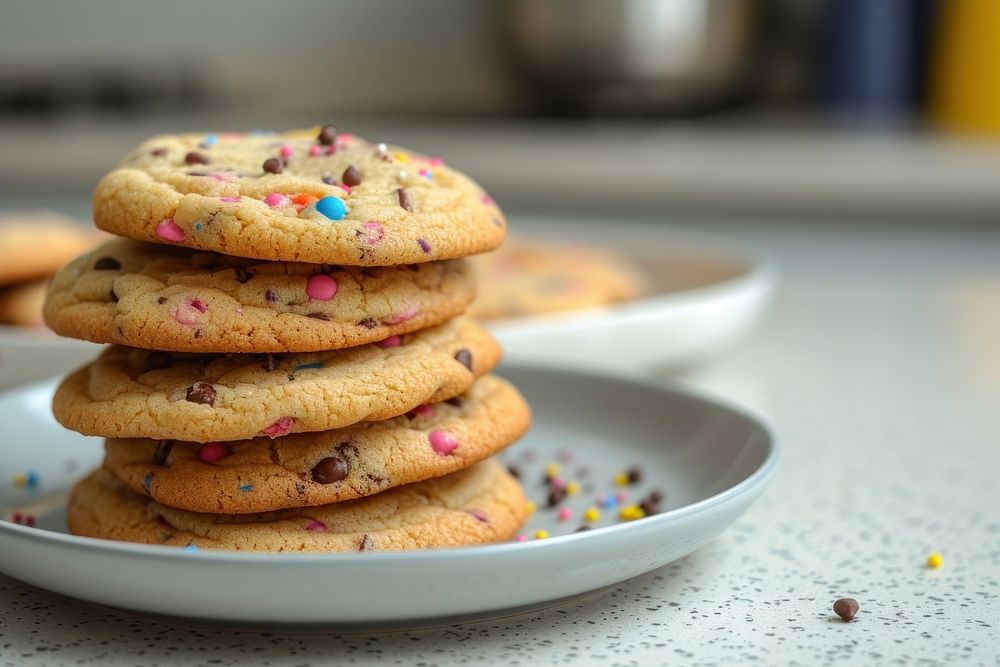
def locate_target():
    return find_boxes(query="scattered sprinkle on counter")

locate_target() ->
[927,552,943,569]
[584,507,600,522]
[534,529,549,540]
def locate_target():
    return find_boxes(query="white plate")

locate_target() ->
[490,235,777,371]
[0,364,777,628]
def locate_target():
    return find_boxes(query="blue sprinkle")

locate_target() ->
[239,483,254,492]
[142,473,153,493]
[183,544,199,552]
[293,362,324,372]
[423,172,433,180]
[25,471,39,489]
[194,223,203,231]
[600,496,618,509]
[315,196,347,220]
[201,133,217,147]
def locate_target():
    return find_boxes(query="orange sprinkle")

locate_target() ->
[292,193,320,210]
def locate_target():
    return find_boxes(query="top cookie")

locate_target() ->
[93,127,506,265]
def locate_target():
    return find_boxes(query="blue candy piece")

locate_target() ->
[201,133,217,147]
[239,483,254,492]
[293,362,324,372]
[194,223,203,232]
[25,471,39,489]
[600,496,618,509]
[183,544,200,552]
[316,196,347,220]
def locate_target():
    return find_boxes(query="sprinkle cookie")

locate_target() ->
[69,459,528,552]
[102,375,530,513]
[43,238,474,352]
[53,317,501,442]
[93,127,506,265]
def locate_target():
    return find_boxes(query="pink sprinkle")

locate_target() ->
[261,416,294,438]
[338,184,353,195]
[360,221,384,245]
[550,477,566,490]
[339,132,354,142]
[515,534,527,542]
[188,297,207,313]
[305,274,338,301]
[197,442,231,463]
[418,168,431,178]
[429,430,458,456]
[481,194,494,206]
[381,304,417,325]
[264,192,289,207]
[220,196,242,202]
[407,404,434,419]
[428,156,444,166]
[376,335,402,349]
[558,507,572,521]
[173,305,200,326]
[468,509,489,523]
[325,145,336,155]
[279,143,293,158]
[308,145,322,156]
[305,520,327,532]
[209,172,232,182]
[155,219,185,242]
[615,491,628,503]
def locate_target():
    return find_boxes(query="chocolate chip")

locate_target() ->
[152,440,174,465]
[444,396,464,408]
[397,187,414,212]
[193,329,204,339]
[454,349,473,371]
[150,148,168,157]
[185,151,209,165]
[185,381,216,406]
[627,467,642,484]
[358,534,374,551]
[263,157,284,174]
[318,124,337,146]
[143,351,173,372]
[639,500,659,517]
[157,296,167,305]
[312,456,349,484]
[547,487,566,507]
[322,174,335,185]
[648,489,664,504]
[93,257,121,271]
[507,465,521,480]
[357,317,378,329]
[264,289,277,304]
[576,525,592,532]
[833,598,859,622]
[342,165,362,186]
[262,354,277,372]
[306,312,330,321]
[235,268,254,283]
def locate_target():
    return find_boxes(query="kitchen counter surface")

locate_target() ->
[1,219,998,666]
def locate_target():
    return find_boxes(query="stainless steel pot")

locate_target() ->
[505,0,758,114]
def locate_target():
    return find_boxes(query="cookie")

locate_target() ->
[102,374,530,513]
[93,127,506,265]
[468,238,646,320]
[0,280,47,326]
[69,459,527,552]
[43,238,474,353]
[0,212,102,286]
[54,316,501,442]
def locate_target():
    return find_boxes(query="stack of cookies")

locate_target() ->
[43,126,532,552]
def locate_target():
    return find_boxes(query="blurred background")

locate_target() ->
[2,0,1000,222]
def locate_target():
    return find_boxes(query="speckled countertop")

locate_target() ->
[1,219,998,666]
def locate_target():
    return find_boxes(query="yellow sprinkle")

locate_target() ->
[13,472,26,489]
[927,552,943,569]
[393,152,410,163]
[584,507,600,522]
[619,505,646,521]
[613,472,629,487]
[545,463,560,478]
[534,529,549,540]
[525,500,536,514]
[566,481,581,496]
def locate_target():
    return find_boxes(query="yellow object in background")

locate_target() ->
[930,0,1000,134]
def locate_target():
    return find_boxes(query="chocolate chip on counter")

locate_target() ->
[507,465,521,480]
[547,487,567,507]
[342,165,362,186]
[639,500,659,517]
[185,381,216,406]
[263,157,284,174]
[312,456,349,484]
[318,124,337,146]
[93,257,121,271]
[576,525,592,532]
[648,489,664,504]
[152,440,174,465]
[627,467,642,484]
[143,351,173,372]
[833,598,859,622]
[397,187,414,212]
[454,349,473,371]
[185,151,209,165]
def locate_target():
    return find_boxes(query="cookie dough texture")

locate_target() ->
[102,375,530,513]
[93,128,506,265]
[43,238,474,353]
[69,459,528,552]
[468,239,646,320]
[54,316,501,442]
[0,212,102,286]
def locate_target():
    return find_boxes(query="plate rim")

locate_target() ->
[0,362,780,565]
